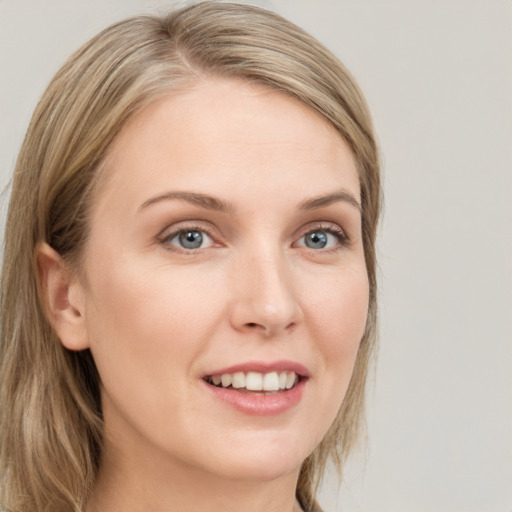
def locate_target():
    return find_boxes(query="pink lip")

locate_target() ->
[201,360,309,416]
[205,360,309,377]
[203,378,307,416]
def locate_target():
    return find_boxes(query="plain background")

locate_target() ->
[0,1,511,511]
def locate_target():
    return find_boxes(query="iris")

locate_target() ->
[179,230,204,249]
[304,231,328,249]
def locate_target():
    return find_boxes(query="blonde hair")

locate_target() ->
[0,2,380,511]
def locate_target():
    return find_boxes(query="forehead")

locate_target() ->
[93,77,360,217]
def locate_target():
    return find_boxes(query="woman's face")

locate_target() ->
[73,78,368,482]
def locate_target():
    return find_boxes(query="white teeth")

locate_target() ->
[221,374,232,387]
[285,372,296,389]
[232,372,246,389]
[246,372,263,391]
[263,372,279,391]
[210,371,299,391]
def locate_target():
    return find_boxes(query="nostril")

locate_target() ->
[285,321,295,331]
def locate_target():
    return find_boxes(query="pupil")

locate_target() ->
[306,232,327,249]
[179,231,203,249]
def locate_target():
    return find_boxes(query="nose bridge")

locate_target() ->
[230,241,302,336]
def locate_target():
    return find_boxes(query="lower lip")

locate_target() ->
[203,378,307,416]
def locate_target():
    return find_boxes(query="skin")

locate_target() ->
[39,77,369,512]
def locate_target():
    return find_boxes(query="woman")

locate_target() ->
[0,2,380,511]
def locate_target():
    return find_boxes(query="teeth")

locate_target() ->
[209,371,299,392]
[232,372,245,389]
[246,372,263,391]
[285,372,296,389]
[263,372,280,391]
[221,374,232,387]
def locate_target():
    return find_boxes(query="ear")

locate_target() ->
[36,242,90,351]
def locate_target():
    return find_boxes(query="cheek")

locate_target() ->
[304,265,369,405]
[87,246,216,323]
[82,257,222,388]
[308,266,369,354]
[81,258,229,445]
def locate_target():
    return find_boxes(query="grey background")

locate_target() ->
[1,1,511,511]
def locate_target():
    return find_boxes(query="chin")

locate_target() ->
[193,428,316,483]
[207,454,303,483]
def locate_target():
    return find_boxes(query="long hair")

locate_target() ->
[0,3,380,511]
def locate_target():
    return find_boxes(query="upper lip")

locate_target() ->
[204,360,309,377]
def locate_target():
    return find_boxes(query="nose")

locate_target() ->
[229,249,303,338]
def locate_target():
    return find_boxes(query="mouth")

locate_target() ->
[202,363,308,415]
[203,370,301,395]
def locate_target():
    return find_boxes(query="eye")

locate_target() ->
[162,228,214,251]
[296,226,348,250]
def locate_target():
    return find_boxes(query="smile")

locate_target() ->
[204,371,299,394]
[202,361,309,415]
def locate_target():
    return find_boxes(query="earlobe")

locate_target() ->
[36,242,90,351]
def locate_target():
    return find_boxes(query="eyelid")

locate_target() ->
[156,219,350,253]
[157,221,221,253]
[294,221,350,249]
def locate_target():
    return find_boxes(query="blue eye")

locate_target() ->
[298,229,345,250]
[166,229,213,250]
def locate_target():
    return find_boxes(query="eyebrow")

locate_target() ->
[140,191,235,213]
[139,188,361,214]
[298,189,361,212]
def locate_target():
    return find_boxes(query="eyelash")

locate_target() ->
[295,224,351,253]
[158,223,215,254]
[158,222,350,254]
